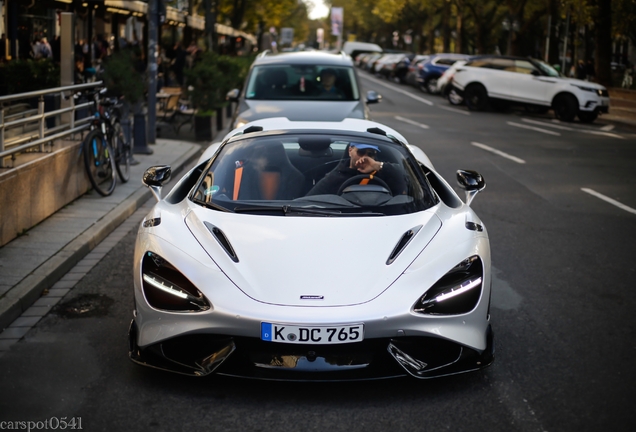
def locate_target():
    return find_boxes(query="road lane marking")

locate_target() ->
[360,74,435,105]
[471,142,526,164]
[522,118,574,131]
[507,121,561,136]
[580,130,625,139]
[394,116,430,129]
[522,118,624,139]
[439,105,471,115]
[601,124,615,131]
[581,188,636,215]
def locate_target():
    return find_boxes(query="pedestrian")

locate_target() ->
[576,60,586,80]
[171,42,186,87]
[586,59,596,82]
[39,37,53,59]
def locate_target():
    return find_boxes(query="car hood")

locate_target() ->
[236,100,366,125]
[185,206,442,307]
[562,77,606,90]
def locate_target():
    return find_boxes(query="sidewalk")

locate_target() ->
[0,138,202,332]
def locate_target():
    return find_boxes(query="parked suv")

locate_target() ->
[226,51,381,129]
[450,55,610,123]
[416,53,472,94]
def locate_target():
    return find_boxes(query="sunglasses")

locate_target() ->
[355,148,378,158]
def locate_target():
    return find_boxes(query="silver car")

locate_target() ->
[226,51,381,129]
[130,117,494,381]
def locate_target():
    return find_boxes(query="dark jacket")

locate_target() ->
[307,158,406,196]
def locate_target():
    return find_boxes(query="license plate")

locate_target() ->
[261,322,364,344]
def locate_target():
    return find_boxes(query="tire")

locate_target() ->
[553,94,578,122]
[112,121,131,182]
[83,129,116,196]
[578,110,599,123]
[425,77,439,94]
[464,83,489,111]
[447,87,464,106]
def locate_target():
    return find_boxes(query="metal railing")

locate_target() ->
[0,81,103,168]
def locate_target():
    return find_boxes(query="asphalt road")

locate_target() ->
[1,74,635,432]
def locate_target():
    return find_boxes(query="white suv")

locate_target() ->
[450,56,610,123]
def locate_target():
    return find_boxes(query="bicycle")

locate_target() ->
[80,87,131,196]
[100,95,132,184]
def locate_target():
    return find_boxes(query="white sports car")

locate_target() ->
[129,118,494,380]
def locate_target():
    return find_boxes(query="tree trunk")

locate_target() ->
[594,0,612,86]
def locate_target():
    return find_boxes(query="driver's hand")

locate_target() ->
[354,156,379,173]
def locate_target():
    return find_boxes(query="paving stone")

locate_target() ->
[10,316,41,327]
[0,327,30,339]
[51,280,76,289]
[47,288,71,297]
[22,306,50,317]
[60,272,85,282]
[34,297,62,307]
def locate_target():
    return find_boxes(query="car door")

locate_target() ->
[468,58,515,99]
[510,59,553,106]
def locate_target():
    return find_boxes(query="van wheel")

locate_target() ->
[464,84,489,111]
[578,110,599,123]
[553,94,578,122]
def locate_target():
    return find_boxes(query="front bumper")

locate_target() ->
[129,320,494,381]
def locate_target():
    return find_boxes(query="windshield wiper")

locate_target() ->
[233,205,342,216]
[234,205,386,217]
[191,199,231,212]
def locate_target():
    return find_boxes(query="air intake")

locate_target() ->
[204,222,239,262]
[386,225,422,265]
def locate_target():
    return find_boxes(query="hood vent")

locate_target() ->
[386,225,422,265]
[204,222,239,263]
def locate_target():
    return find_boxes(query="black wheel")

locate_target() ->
[425,77,439,94]
[464,83,489,111]
[337,174,392,195]
[112,121,130,182]
[83,129,116,196]
[553,94,578,122]
[578,110,598,123]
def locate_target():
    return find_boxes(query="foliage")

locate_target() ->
[102,48,146,104]
[185,52,252,113]
[0,59,59,95]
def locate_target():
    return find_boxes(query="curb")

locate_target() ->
[0,144,202,331]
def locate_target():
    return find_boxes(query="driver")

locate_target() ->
[306,143,405,196]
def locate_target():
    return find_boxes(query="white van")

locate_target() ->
[342,41,382,60]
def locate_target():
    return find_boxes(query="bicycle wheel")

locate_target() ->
[112,121,131,182]
[83,129,116,196]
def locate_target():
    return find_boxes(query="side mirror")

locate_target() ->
[531,69,541,76]
[226,88,240,102]
[143,165,172,201]
[456,169,485,206]
[366,90,382,104]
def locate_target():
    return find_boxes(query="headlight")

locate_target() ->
[413,256,483,315]
[141,252,211,312]
[235,120,248,129]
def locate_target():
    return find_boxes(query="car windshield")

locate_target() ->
[245,65,360,101]
[190,132,438,216]
[534,59,564,78]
